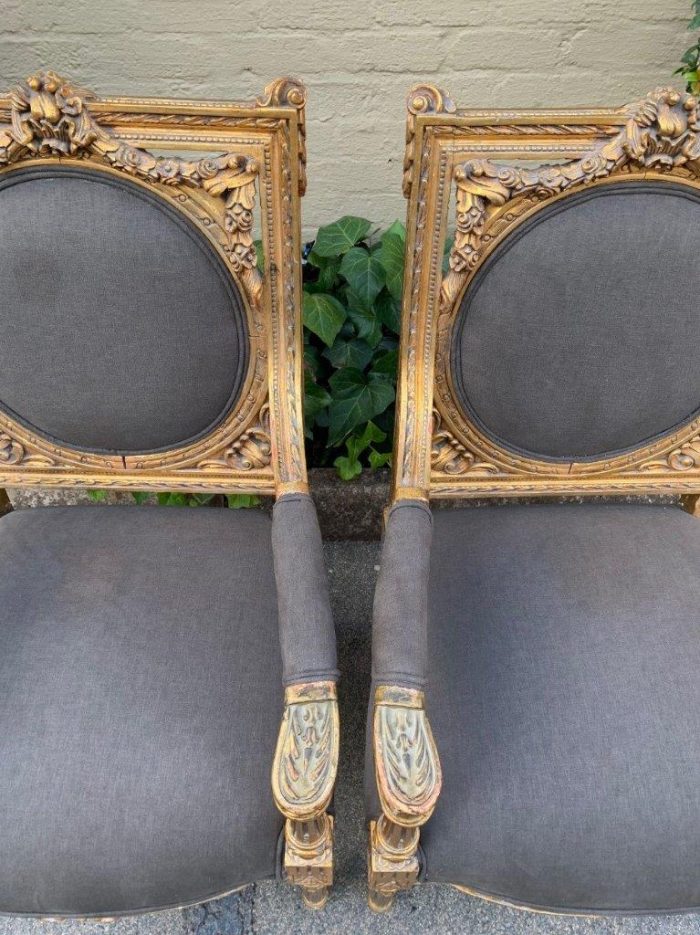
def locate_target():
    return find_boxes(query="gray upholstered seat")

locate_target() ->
[0,505,284,917]
[420,502,700,913]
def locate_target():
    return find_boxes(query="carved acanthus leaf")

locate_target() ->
[272,690,339,821]
[0,431,55,468]
[431,408,499,476]
[374,691,442,827]
[198,403,271,471]
[0,432,24,465]
[638,434,700,473]
[1,71,261,285]
[443,87,700,308]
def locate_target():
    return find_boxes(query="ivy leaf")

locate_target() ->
[131,491,150,505]
[226,494,262,509]
[369,448,392,471]
[334,453,363,481]
[377,232,405,300]
[328,369,395,445]
[333,421,386,480]
[317,258,341,291]
[189,493,215,506]
[375,291,401,334]
[304,342,322,374]
[303,292,347,346]
[340,247,385,307]
[313,216,372,257]
[254,239,265,275]
[307,250,341,291]
[304,375,332,429]
[382,219,406,242]
[345,289,383,347]
[372,348,398,375]
[353,420,387,453]
[157,492,189,507]
[323,337,374,370]
[87,489,108,502]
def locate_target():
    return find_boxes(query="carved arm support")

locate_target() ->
[369,500,442,910]
[272,680,339,908]
[270,493,339,908]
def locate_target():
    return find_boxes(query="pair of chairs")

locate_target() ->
[0,70,699,922]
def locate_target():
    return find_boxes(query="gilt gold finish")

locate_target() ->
[272,681,339,909]
[394,84,700,503]
[0,70,308,498]
[0,71,336,908]
[368,686,441,911]
[370,84,700,909]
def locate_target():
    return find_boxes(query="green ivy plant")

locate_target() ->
[302,216,405,479]
[87,490,260,508]
[677,0,700,93]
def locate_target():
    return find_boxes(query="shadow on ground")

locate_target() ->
[1,543,698,935]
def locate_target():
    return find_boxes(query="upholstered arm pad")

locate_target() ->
[372,499,432,690]
[272,492,339,686]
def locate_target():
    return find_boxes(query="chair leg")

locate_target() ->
[367,814,420,912]
[682,494,700,517]
[271,682,339,909]
[368,686,442,911]
[283,814,334,909]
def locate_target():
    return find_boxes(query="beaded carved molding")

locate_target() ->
[0,71,308,497]
[396,85,700,501]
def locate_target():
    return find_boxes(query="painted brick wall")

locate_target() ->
[0,0,692,233]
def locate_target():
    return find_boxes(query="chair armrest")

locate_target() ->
[372,500,432,689]
[272,493,338,686]
[373,685,441,828]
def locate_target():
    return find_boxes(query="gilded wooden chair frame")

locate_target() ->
[369,83,700,910]
[0,71,337,910]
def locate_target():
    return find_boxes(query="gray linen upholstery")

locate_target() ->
[0,505,283,917]
[418,502,700,913]
[371,499,432,690]
[453,182,700,459]
[272,493,338,685]
[0,165,248,453]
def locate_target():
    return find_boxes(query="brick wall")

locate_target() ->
[0,0,692,234]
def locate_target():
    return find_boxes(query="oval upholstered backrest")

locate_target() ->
[0,165,248,453]
[452,181,700,460]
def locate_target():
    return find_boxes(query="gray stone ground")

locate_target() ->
[1,542,699,935]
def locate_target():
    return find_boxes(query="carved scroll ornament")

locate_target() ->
[443,87,700,308]
[1,71,261,292]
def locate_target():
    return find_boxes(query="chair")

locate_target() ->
[367,84,700,915]
[0,71,338,917]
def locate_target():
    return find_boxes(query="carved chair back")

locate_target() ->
[0,72,308,498]
[397,86,700,503]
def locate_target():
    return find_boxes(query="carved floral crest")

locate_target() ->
[443,87,700,306]
[0,71,261,285]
